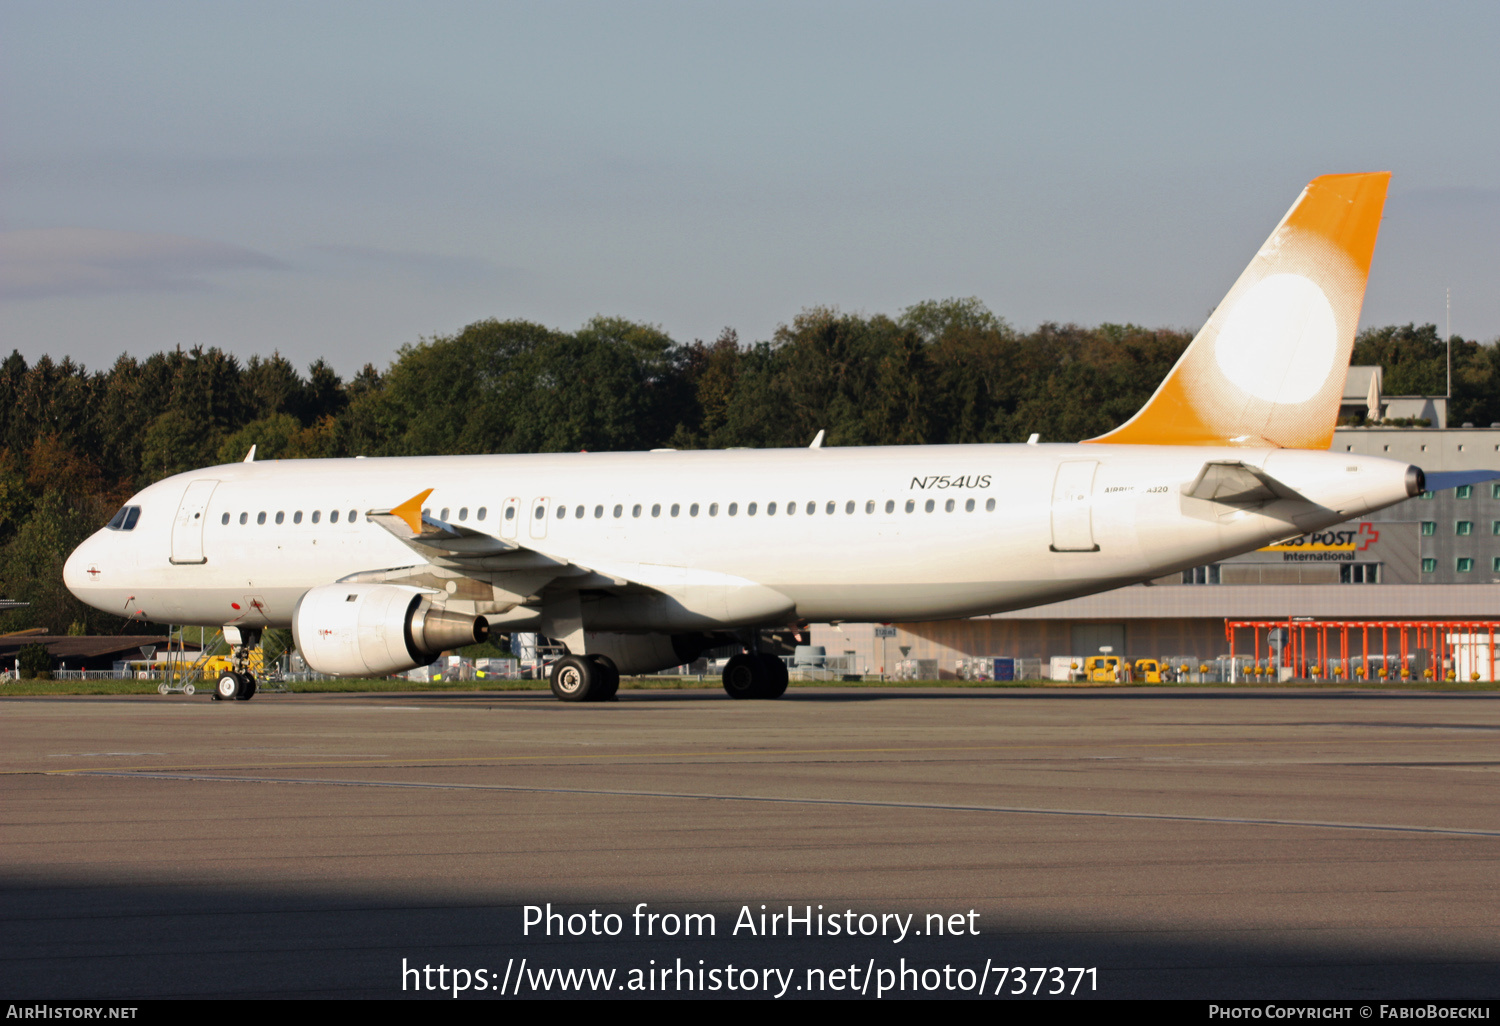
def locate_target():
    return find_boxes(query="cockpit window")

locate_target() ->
[106,506,142,531]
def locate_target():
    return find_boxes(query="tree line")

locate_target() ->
[0,297,1491,634]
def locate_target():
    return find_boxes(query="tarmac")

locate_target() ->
[3,686,1498,999]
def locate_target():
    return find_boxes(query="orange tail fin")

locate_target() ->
[1086,172,1390,449]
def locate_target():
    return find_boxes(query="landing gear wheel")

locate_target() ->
[589,656,621,701]
[722,653,769,699]
[550,656,599,702]
[235,674,257,701]
[757,654,789,698]
[214,672,242,701]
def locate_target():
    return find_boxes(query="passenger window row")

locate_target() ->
[211,496,998,529]
[221,509,360,526]
[498,496,1000,520]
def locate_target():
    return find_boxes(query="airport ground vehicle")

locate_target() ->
[1084,656,1122,683]
[1134,659,1163,683]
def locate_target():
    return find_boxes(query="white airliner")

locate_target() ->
[64,172,1466,703]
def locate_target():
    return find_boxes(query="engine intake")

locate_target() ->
[293,583,488,677]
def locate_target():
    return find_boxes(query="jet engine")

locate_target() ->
[293,583,488,677]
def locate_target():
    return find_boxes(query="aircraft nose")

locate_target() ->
[62,535,98,599]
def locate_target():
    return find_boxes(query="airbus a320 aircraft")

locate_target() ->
[65,173,1467,703]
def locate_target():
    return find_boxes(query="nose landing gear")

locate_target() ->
[211,625,261,702]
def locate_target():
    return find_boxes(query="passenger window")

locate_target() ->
[866,500,874,514]
[945,499,955,513]
[845,501,854,514]
[348,510,358,521]
[826,501,835,515]
[423,508,430,517]
[613,504,623,518]
[441,507,450,521]
[275,511,285,524]
[331,510,341,523]
[311,511,321,524]
[257,512,267,525]
[240,512,249,525]
[709,503,718,516]
[690,503,700,517]
[671,503,680,517]
[768,502,777,515]
[807,501,816,515]
[594,505,603,519]
[221,512,230,525]
[505,507,516,521]
[965,498,975,512]
[925,499,935,513]
[632,504,642,517]
[652,504,661,517]
[728,502,738,516]
[459,507,468,521]
[885,500,895,514]
[574,505,583,519]
[294,511,303,524]
[985,498,996,512]
[534,506,544,520]
[478,507,488,520]
[905,500,915,513]
[787,502,796,516]
[748,502,758,516]
[557,506,566,518]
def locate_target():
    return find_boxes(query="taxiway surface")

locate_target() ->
[3,686,1498,999]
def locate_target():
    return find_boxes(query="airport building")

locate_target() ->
[811,368,1500,678]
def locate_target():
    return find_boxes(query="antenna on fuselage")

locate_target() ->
[243,445,257,463]
[809,430,825,449]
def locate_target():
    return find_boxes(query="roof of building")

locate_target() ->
[0,635,198,659]
[980,584,1500,621]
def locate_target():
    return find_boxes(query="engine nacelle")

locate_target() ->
[293,583,488,677]
[581,631,723,675]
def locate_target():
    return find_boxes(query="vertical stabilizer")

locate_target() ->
[1086,172,1389,449]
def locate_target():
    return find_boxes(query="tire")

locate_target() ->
[235,674,257,701]
[590,656,620,701]
[183,684,195,696]
[549,656,598,702]
[722,653,767,699]
[215,673,241,701]
[757,654,789,698]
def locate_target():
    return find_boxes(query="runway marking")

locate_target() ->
[12,734,1482,776]
[72,770,1500,839]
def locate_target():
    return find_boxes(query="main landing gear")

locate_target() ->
[549,655,621,703]
[212,625,260,702]
[721,653,788,700]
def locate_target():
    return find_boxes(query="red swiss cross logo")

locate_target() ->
[1356,522,1380,551]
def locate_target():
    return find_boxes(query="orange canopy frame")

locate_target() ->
[1224,619,1500,682]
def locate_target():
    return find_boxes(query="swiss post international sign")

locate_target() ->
[1258,522,1379,562]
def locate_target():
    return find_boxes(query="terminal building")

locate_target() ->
[811,368,1500,678]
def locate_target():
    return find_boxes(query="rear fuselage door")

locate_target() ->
[1050,461,1100,552]
[170,479,219,564]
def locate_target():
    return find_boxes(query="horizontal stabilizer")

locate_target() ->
[1422,469,1500,493]
[1184,461,1304,506]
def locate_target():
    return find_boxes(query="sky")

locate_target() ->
[2,1,1497,377]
